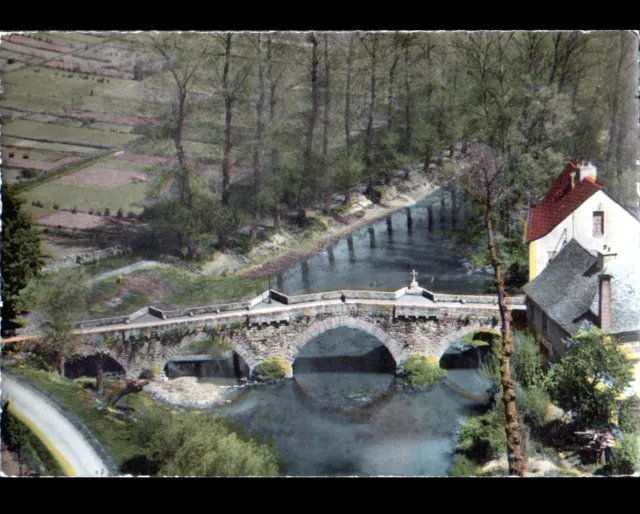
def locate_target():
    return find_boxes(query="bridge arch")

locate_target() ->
[432,324,502,362]
[289,315,405,370]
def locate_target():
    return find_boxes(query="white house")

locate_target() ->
[525,160,640,281]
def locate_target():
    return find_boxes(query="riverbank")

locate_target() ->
[231,168,443,279]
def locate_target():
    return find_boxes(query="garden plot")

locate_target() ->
[3,154,77,171]
[0,107,32,120]
[0,56,27,73]
[0,40,62,61]
[32,32,106,49]
[2,136,101,154]
[45,55,133,79]
[61,108,160,128]
[4,120,140,148]
[36,210,111,230]
[57,164,148,189]
[3,34,74,54]
[0,47,42,65]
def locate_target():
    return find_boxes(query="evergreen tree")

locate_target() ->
[1,185,43,328]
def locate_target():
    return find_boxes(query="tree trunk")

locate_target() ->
[302,34,320,214]
[388,37,400,128]
[423,154,431,173]
[222,33,234,206]
[108,380,146,408]
[345,35,354,152]
[344,188,352,205]
[274,203,281,232]
[403,36,412,153]
[175,88,191,207]
[58,356,65,376]
[323,33,331,214]
[253,34,265,201]
[364,34,378,170]
[486,202,526,477]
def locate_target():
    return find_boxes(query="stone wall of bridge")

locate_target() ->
[75,302,504,378]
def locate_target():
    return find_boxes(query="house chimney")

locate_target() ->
[578,161,597,182]
[597,249,617,270]
[599,274,612,330]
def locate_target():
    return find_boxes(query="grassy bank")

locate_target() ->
[7,363,170,467]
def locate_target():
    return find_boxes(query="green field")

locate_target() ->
[3,120,140,148]
[101,159,154,172]
[2,136,101,154]
[19,180,149,215]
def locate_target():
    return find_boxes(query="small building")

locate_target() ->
[524,238,640,396]
[525,160,640,281]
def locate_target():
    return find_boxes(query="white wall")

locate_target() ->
[532,190,640,279]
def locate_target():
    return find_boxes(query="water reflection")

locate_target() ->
[275,185,491,295]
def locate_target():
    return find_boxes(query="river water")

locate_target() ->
[275,183,492,295]
[179,184,494,476]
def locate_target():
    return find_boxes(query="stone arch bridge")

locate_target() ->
[63,290,525,379]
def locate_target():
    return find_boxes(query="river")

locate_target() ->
[178,184,494,476]
[274,183,492,295]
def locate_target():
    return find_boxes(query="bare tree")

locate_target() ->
[150,34,208,208]
[464,143,527,477]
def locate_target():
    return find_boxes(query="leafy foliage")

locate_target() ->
[513,332,546,389]
[38,268,91,373]
[253,357,292,380]
[143,412,282,476]
[547,327,634,427]
[399,353,447,388]
[0,185,43,326]
[456,406,507,463]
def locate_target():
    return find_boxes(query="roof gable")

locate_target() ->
[525,160,602,243]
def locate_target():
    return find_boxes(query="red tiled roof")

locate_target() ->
[525,160,602,243]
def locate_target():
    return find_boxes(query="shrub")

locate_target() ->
[117,208,124,218]
[23,352,53,372]
[88,209,94,215]
[127,211,136,219]
[53,203,59,210]
[9,152,15,158]
[21,168,37,179]
[254,357,292,380]
[513,331,545,388]
[457,406,507,463]
[521,385,551,428]
[368,185,386,204]
[618,398,639,434]
[7,58,15,64]
[23,154,29,159]
[606,433,639,475]
[90,90,94,96]
[104,207,110,216]
[450,455,479,476]
[399,353,446,388]
[71,206,78,214]
[34,68,40,73]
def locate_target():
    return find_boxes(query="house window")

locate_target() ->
[593,211,604,236]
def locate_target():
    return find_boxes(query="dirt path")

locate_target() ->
[93,260,166,282]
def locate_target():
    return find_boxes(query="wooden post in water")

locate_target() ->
[368,227,377,248]
[406,207,413,231]
[427,204,433,231]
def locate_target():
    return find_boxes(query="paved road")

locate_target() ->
[1,373,112,477]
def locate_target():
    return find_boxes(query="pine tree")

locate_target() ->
[1,185,43,329]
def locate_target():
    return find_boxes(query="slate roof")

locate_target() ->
[525,238,640,336]
[525,160,602,243]
[524,239,600,335]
